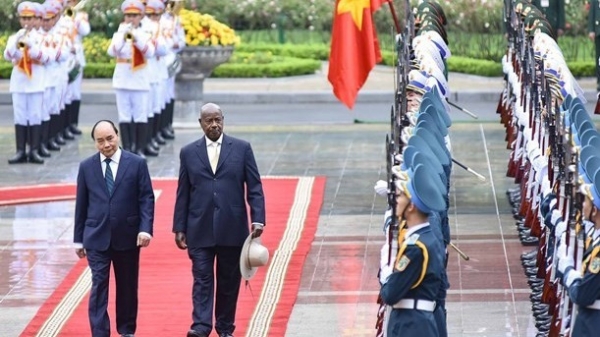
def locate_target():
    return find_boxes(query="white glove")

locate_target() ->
[379,265,393,284]
[374,180,388,197]
[556,233,573,274]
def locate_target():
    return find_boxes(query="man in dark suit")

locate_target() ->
[173,103,266,337]
[532,0,565,38]
[74,120,155,337]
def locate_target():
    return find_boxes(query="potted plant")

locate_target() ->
[175,8,239,117]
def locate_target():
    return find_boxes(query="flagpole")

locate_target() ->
[386,1,401,34]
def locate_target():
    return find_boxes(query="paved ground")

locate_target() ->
[0,66,598,337]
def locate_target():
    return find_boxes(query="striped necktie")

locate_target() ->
[105,158,114,195]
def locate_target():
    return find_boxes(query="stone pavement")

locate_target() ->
[0,66,598,337]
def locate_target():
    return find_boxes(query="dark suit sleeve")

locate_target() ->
[244,143,266,225]
[173,148,190,233]
[137,159,155,236]
[74,162,88,244]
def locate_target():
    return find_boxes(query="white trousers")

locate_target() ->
[12,92,43,126]
[150,82,162,116]
[115,89,149,123]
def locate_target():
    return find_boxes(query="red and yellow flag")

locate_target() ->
[17,47,32,79]
[328,0,388,109]
[132,45,146,71]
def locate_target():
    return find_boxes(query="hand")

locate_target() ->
[589,32,596,42]
[75,248,86,259]
[175,232,187,250]
[374,180,387,197]
[556,234,573,274]
[251,224,264,238]
[379,265,393,285]
[557,29,564,37]
[137,234,151,247]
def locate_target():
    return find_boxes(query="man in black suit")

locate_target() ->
[173,103,266,337]
[74,120,155,337]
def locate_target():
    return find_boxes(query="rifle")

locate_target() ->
[375,2,412,336]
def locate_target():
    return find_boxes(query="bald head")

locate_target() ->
[91,120,120,158]
[199,103,224,141]
[199,103,222,118]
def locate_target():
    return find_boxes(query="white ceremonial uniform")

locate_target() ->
[107,23,156,123]
[4,28,50,126]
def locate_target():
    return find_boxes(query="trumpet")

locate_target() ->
[16,27,30,49]
[65,6,74,18]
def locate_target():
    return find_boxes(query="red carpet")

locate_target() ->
[17,176,326,337]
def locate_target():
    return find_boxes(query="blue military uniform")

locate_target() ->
[379,163,446,337]
[558,167,600,337]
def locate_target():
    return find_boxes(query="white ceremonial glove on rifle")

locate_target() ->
[374,180,388,197]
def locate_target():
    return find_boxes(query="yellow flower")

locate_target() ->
[179,8,240,47]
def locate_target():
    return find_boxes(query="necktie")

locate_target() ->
[210,142,220,173]
[105,158,114,195]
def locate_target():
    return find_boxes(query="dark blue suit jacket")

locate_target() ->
[173,134,266,248]
[74,150,155,251]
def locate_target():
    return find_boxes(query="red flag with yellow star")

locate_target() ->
[328,0,388,109]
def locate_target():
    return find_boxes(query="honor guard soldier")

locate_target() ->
[588,0,600,95]
[62,0,90,135]
[42,1,71,154]
[379,163,446,337]
[4,1,50,164]
[107,0,156,158]
[160,0,185,140]
[557,166,600,337]
[532,0,565,39]
[144,0,169,153]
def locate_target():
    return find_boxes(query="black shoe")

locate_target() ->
[219,334,234,337]
[143,145,159,157]
[39,144,51,158]
[521,237,539,246]
[521,250,537,259]
[55,133,66,145]
[187,330,208,337]
[63,128,75,140]
[8,151,27,164]
[28,151,44,164]
[69,124,82,135]
[161,128,175,140]
[47,138,61,151]
[155,133,166,145]
[120,335,135,337]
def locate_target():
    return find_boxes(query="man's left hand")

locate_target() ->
[252,223,264,238]
[137,234,151,247]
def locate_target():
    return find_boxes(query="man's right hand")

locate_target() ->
[75,248,86,259]
[175,232,188,250]
[589,32,596,42]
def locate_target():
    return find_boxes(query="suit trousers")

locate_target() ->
[86,247,140,337]
[188,246,243,335]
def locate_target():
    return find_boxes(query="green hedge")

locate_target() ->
[213,57,321,78]
[236,43,329,61]
[0,56,321,79]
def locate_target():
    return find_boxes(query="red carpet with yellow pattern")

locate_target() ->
[17,176,326,337]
